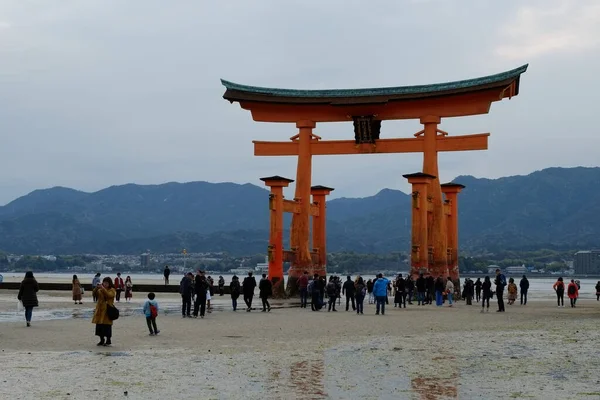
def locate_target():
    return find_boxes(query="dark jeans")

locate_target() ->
[355,294,364,314]
[570,297,577,307]
[328,296,337,311]
[481,294,490,308]
[521,289,528,305]
[476,290,481,302]
[497,289,505,311]
[346,294,356,311]
[115,289,122,302]
[407,290,414,304]
[219,286,224,296]
[244,294,254,310]
[557,291,564,306]
[397,292,406,308]
[93,292,98,302]
[232,296,238,311]
[261,296,270,311]
[466,296,472,305]
[194,296,207,317]
[164,276,169,285]
[300,288,308,308]
[376,295,386,314]
[417,291,425,305]
[311,293,321,311]
[146,317,158,334]
[25,306,33,322]
[181,294,191,316]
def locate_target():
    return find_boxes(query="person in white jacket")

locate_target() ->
[445,277,455,307]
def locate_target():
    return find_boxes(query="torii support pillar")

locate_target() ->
[260,175,294,298]
[403,173,436,278]
[441,183,465,282]
[311,185,334,277]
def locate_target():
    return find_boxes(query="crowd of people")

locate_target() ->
[13,269,600,347]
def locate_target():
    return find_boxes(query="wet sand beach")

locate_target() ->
[1,292,599,400]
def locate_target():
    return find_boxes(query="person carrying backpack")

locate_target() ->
[567,279,579,308]
[143,292,160,336]
[326,277,338,312]
[553,277,565,307]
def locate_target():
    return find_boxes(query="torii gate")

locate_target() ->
[222,64,527,295]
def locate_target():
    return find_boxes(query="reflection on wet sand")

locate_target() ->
[289,359,327,399]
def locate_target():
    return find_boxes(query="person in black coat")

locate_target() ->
[406,276,415,304]
[242,271,257,312]
[179,273,194,317]
[342,276,356,311]
[17,271,39,327]
[474,278,482,302]
[426,276,435,305]
[193,272,209,318]
[519,275,530,305]
[394,274,407,308]
[481,276,492,312]
[259,274,273,312]
[416,273,427,305]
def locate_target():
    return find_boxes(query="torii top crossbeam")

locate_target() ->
[222,64,528,123]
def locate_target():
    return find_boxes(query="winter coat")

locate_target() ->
[18,278,39,307]
[194,276,209,298]
[230,280,241,299]
[92,287,116,325]
[72,279,82,301]
[143,299,159,318]
[520,278,529,291]
[508,283,518,300]
[445,280,455,294]
[373,278,389,297]
[297,275,309,289]
[242,276,257,295]
[259,278,273,298]
[567,282,579,299]
[179,276,193,297]
[343,279,355,296]
[416,277,427,292]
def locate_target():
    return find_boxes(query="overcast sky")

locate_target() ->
[1,0,599,205]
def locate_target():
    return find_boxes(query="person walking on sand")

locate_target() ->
[179,273,193,318]
[72,274,83,305]
[218,276,225,296]
[475,278,482,303]
[259,274,273,312]
[326,276,338,312]
[519,275,529,305]
[464,278,474,305]
[596,281,600,301]
[143,292,160,336]
[17,271,39,327]
[481,276,492,313]
[114,273,124,302]
[416,273,426,306]
[124,276,133,302]
[507,278,518,305]
[163,265,171,285]
[193,271,209,318]
[373,273,390,315]
[92,273,101,302]
[355,276,366,315]
[342,275,356,312]
[553,277,565,307]
[445,277,455,307]
[406,275,415,305]
[567,279,579,308]
[297,271,309,308]
[242,271,257,312]
[92,277,116,347]
[230,275,241,311]
[494,269,506,312]
[434,277,445,306]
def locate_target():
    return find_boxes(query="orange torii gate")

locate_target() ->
[222,64,527,295]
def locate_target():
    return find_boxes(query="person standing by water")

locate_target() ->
[92,273,101,302]
[230,275,241,311]
[242,271,257,312]
[507,278,518,305]
[494,269,506,312]
[114,273,124,302]
[143,292,160,336]
[519,275,529,305]
[445,277,455,307]
[297,271,309,309]
[480,276,492,312]
[354,277,366,315]
[366,279,374,304]
[326,277,338,312]
[567,279,579,308]
[163,265,171,285]
[553,277,565,307]
[373,273,390,315]
[434,277,445,306]
[406,275,415,305]
[179,273,193,318]
[218,276,225,296]
[394,274,406,308]
[596,281,600,301]
[193,271,208,319]
[17,271,39,327]
[342,275,356,312]
[124,276,133,302]
[416,273,426,306]
[259,274,272,312]
[475,278,482,303]
[72,275,83,305]
[92,277,116,346]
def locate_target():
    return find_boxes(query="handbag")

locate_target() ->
[106,304,119,321]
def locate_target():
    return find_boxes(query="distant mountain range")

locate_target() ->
[1,167,599,255]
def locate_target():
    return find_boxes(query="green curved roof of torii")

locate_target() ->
[221,64,528,103]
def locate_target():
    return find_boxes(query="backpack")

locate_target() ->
[568,285,576,296]
[106,304,119,321]
[149,303,158,318]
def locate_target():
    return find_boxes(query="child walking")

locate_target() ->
[143,292,160,336]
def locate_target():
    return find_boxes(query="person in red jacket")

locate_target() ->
[567,279,579,308]
[297,271,309,308]
[114,272,124,302]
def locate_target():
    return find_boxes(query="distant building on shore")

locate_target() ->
[574,251,600,274]
[140,253,150,267]
[506,265,527,275]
